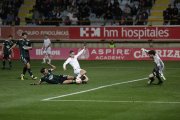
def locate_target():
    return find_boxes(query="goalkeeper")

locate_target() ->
[141,48,166,85]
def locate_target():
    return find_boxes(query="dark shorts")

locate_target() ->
[152,67,160,77]
[59,75,68,84]
[21,56,30,64]
[3,54,11,59]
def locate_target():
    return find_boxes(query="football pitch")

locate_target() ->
[0,60,180,120]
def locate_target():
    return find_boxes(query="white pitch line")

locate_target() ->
[47,99,180,104]
[42,77,147,101]
[16,66,180,70]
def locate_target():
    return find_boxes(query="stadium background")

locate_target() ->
[1,0,180,60]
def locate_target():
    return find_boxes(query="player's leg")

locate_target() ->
[26,59,37,80]
[76,69,86,79]
[60,75,81,84]
[79,69,88,83]
[154,67,163,85]
[62,79,82,84]
[81,74,89,83]
[159,65,166,80]
[62,80,75,84]
[20,57,28,80]
[8,54,12,69]
[2,55,6,69]
[21,64,27,80]
[47,54,51,64]
[66,75,82,84]
[47,49,51,64]
[67,75,76,80]
[148,73,155,85]
[42,51,47,63]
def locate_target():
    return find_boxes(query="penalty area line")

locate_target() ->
[42,77,147,101]
[47,99,180,104]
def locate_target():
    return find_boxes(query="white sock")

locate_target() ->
[43,58,46,63]
[48,58,51,64]
[160,73,166,80]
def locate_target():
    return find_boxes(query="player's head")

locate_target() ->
[69,50,75,58]
[44,34,48,39]
[40,68,48,75]
[8,35,12,40]
[148,50,156,58]
[22,32,28,39]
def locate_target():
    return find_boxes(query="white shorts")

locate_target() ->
[43,47,51,55]
[74,68,82,75]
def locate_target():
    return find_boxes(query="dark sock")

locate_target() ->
[23,67,27,75]
[27,68,33,76]
[3,61,5,68]
[149,77,155,84]
[9,61,12,68]
[156,75,163,84]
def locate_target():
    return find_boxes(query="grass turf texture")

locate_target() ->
[0,60,180,120]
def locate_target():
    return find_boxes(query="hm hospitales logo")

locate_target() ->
[80,27,100,37]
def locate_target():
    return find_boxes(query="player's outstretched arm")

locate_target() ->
[41,43,45,51]
[9,42,17,51]
[63,58,71,70]
[23,46,32,50]
[30,79,43,85]
[47,62,56,71]
[141,48,150,53]
[75,45,86,58]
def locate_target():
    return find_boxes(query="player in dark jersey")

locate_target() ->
[2,35,14,69]
[31,63,82,85]
[11,32,37,80]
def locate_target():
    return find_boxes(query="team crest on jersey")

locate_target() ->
[6,45,10,48]
[49,75,54,80]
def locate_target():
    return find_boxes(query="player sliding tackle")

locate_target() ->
[141,48,166,85]
[31,63,82,85]
[63,45,88,84]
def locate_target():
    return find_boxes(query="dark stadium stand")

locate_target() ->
[0,0,179,26]
[163,0,180,25]
[30,0,154,26]
[0,0,23,25]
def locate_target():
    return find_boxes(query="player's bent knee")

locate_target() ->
[149,73,155,80]
[80,69,86,75]
[27,63,31,68]
[67,75,75,80]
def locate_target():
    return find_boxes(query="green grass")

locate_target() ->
[0,60,180,120]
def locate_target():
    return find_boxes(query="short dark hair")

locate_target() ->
[148,50,156,55]
[69,50,74,54]
[40,68,46,73]
[22,32,28,36]
[8,35,12,38]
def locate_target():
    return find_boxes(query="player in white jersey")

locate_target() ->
[141,48,166,85]
[63,45,88,84]
[42,34,51,64]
